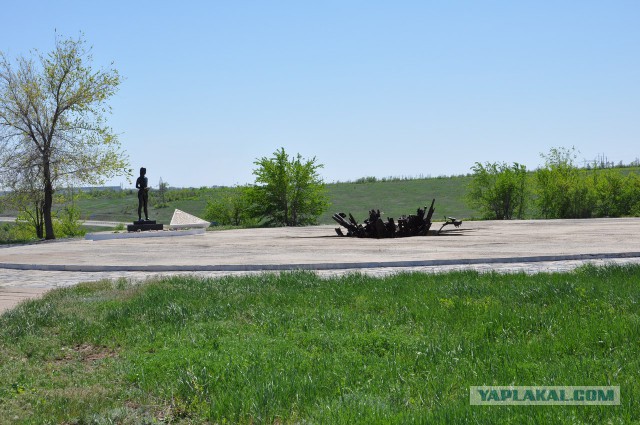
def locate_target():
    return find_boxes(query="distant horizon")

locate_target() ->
[77,152,640,190]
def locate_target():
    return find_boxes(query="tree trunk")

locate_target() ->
[283,196,289,226]
[291,204,298,226]
[35,200,44,239]
[42,157,56,240]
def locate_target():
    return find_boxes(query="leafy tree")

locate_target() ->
[0,34,129,239]
[591,170,640,217]
[248,148,329,226]
[592,169,625,217]
[535,147,595,219]
[466,162,528,219]
[621,173,640,216]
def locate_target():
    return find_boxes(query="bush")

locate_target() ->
[248,148,329,226]
[534,147,640,218]
[592,169,625,217]
[466,162,528,219]
[54,205,86,237]
[0,221,35,243]
[204,186,254,226]
[534,147,596,219]
[620,173,640,216]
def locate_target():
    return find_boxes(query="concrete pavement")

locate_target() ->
[2,218,640,313]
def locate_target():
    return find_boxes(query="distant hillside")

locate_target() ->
[2,166,638,226]
[320,176,476,224]
[49,175,476,225]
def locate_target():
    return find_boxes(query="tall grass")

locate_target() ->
[1,265,638,423]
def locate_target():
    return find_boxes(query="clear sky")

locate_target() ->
[2,1,639,188]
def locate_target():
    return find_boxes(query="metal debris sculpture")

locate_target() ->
[333,199,458,238]
[437,216,463,234]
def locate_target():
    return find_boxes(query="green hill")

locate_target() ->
[72,192,210,224]
[63,175,478,225]
[321,176,475,224]
[3,166,638,227]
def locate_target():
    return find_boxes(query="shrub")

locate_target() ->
[466,162,528,220]
[592,169,625,217]
[54,205,86,237]
[204,186,254,226]
[534,147,596,219]
[248,148,329,226]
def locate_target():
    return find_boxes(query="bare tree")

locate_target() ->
[0,34,129,239]
[158,177,168,205]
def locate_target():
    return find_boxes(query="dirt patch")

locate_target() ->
[54,344,119,364]
[74,343,119,362]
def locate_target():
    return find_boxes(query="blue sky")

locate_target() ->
[2,1,639,187]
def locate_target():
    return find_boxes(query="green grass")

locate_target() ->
[70,197,210,224]
[1,265,638,423]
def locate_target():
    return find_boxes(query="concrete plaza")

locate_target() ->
[1,218,639,313]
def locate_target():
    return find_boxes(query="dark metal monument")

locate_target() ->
[127,219,163,232]
[127,167,164,232]
[333,199,462,238]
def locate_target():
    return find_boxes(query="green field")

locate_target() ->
[1,265,638,423]
[2,166,639,228]
[0,175,478,226]
[72,194,211,224]
[67,175,476,225]
[53,165,640,225]
[320,176,475,224]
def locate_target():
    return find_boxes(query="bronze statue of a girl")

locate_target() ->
[135,167,149,221]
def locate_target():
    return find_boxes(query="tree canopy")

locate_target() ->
[0,34,129,239]
[466,161,528,220]
[248,148,329,226]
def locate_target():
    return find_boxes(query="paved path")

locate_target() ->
[2,218,639,313]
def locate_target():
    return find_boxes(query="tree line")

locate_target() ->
[466,147,640,220]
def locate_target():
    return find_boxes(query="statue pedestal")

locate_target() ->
[127,220,164,232]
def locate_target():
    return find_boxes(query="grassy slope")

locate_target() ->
[1,266,638,423]
[69,166,640,224]
[72,195,209,224]
[321,176,475,224]
[2,166,638,225]
[63,175,478,225]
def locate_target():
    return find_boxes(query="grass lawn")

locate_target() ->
[1,266,638,423]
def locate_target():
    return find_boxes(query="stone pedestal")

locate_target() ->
[127,220,164,232]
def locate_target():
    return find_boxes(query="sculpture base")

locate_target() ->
[127,220,164,232]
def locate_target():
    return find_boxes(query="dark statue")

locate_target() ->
[136,167,149,221]
[127,166,163,231]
